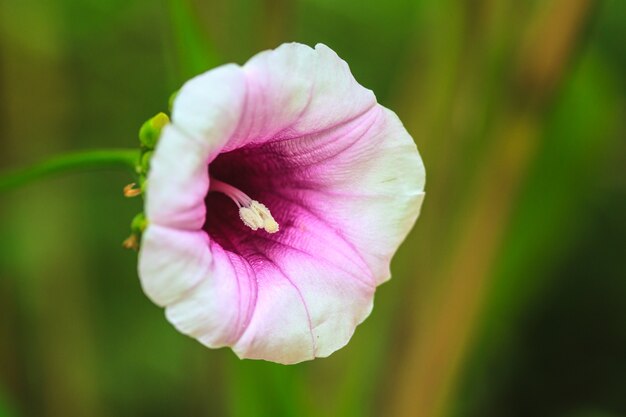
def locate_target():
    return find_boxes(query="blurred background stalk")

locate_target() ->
[389,1,597,417]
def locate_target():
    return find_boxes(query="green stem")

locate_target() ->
[0,149,140,192]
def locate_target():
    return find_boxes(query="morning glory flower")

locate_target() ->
[138,42,425,364]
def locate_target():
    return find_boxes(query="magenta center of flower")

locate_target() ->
[208,177,279,234]
[200,143,300,255]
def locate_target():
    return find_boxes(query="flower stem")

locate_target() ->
[0,149,140,192]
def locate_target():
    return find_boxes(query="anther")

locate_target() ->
[250,201,279,233]
[239,207,264,230]
[209,177,280,234]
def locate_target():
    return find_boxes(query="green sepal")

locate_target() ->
[140,151,153,173]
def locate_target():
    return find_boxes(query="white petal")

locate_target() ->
[146,125,210,230]
[172,64,246,149]
[164,243,257,348]
[138,225,211,306]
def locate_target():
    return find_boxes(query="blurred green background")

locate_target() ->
[0,0,624,416]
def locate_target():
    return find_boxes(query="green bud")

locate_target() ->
[139,112,169,149]
[131,212,148,234]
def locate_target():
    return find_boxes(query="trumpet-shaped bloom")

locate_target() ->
[138,43,425,364]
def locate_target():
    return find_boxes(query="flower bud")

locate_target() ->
[139,112,170,149]
[123,212,148,251]
[131,212,148,234]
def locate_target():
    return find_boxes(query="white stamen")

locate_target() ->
[239,206,263,230]
[250,201,279,233]
[210,177,280,234]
